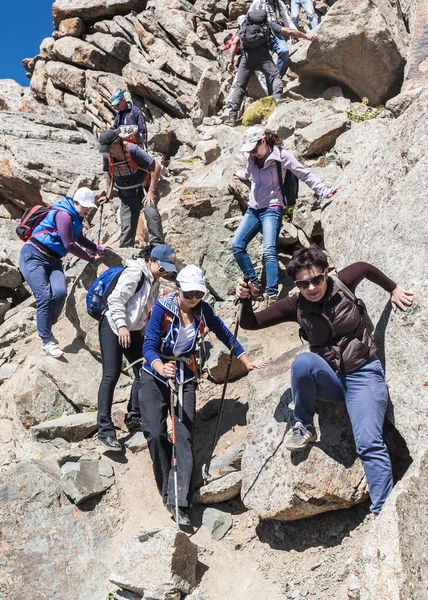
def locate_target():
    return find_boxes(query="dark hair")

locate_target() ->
[286,245,329,280]
[138,244,154,261]
[264,129,282,149]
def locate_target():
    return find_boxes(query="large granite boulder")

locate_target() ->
[241,347,368,521]
[322,87,428,457]
[290,0,409,106]
[53,36,124,74]
[52,0,143,28]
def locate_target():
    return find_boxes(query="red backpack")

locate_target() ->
[16,205,55,242]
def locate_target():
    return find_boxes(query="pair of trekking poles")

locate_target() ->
[168,280,247,530]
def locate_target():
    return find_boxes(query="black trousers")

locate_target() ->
[228,47,283,119]
[119,187,164,248]
[97,315,143,438]
[139,368,197,508]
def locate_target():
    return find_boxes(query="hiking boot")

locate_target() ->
[42,341,64,358]
[274,97,287,106]
[125,415,144,432]
[98,435,122,452]
[284,422,317,451]
[225,118,237,127]
[166,503,191,526]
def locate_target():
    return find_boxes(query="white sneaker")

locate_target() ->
[42,341,64,358]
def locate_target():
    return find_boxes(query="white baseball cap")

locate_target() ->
[240,126,266,153]
[73,187,97,208]
[176,265,207,293]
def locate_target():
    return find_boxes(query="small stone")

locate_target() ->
[198,401,219,422]
[194,139,220,165]
[194,471,242,504]
[202,507,233,541]
[60,458,115,504]
[30,412,98,442]
[124,432,148,453]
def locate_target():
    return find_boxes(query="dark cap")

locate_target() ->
[99,129,121,153]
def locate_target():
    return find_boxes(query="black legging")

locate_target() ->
[97,315,143,438]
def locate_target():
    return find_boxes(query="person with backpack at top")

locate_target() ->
[247,0,297,77]
[140,265,267,525]
[98,128,164,248]
[232,127,339,306]
[18,188,104,358]
[289,0,319,30]
[225,8,317,127]
[111,89,148,150]
[96,244,177,451]
[235,245,414,516]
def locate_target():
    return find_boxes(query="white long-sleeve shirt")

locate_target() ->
[248,0,297,29]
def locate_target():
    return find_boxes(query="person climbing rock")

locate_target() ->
[139,265,266,525]
[236,245,414,516]
[18,188,104,358]
[97,244,177,451]
[225,8,317,127]
[110,89,148,150]
[232,127,338,305]
[99,128,164,248]
[290,0,319,30]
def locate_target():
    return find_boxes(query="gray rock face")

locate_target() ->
[194,471,242,504]
[241,348,368,521]
[61,457,115,503]
[30,412,98,442]
[202,507,233,540]
[124,431,148,453]
[266,98,334,140]
[52,0,143,28]
[195,139,220,164]
[356,450,428,600]
[322,88,428,458]
[110,527,198,597]
[0,79,25,110]
[290,0,409,105]
[53,36,124,74]
[46,60,86,96]
[57,16,86,38]
[294,113,350,158]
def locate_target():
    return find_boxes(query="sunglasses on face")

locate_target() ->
[249,139,263,155]
[181,290,205,300]
[294,274,326,290]
[155,260,174,275]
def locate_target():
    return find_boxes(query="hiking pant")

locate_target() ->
[291,352,393,515]
[97,315,143,438]
[270,33,289,77]
[139,369,197,508]
[231,207,283,296]
[291,0,319,29]
[228,48,283,120]
[18,243,66,344]
[119,187,164,248]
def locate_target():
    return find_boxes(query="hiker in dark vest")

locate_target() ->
[236,245,414,516]
[97,244,177,451]
[18,188,104,358]
[248,0,297,77]
[140,265,266,525]
[111,89,148,150]
[232,127,339,306]
[225,9,317,127]
[99,128,164,248]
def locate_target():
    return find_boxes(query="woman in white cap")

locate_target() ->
[18,188,104,358]
[140,264,266,525]
[232,127,339,305]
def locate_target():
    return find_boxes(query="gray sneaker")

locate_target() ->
[285,422,317,451]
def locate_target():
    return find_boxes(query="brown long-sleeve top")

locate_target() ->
[240,262,396,330]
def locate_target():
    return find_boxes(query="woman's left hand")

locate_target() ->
[325,186,340,199]
[391,285,414,312]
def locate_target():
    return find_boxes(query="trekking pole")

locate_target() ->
[97,204,104,246]
[169,363,180,531]
[202,277,249,483]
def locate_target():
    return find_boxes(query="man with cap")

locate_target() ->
[99,128,164,248]
[111,89,148,150]
[18,188,104,358]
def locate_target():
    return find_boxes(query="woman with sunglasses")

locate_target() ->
[96,244,177,451]
[236,245,414,516]
[140,264,266,525]
[232,127,339,306]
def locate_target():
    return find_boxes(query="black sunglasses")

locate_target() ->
[249,139,263,155]
[294,274,325,290]
[181,290,205,300]
[155,259,174,275]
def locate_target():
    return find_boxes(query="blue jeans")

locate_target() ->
[291,0,319,29]
[231,207,283,296]
[19,243,67,344]
[270,33,289,77]
[291,352,393,514]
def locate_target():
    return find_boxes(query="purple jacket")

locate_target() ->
[235,145,331,210]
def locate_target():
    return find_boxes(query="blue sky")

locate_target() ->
[0,1,53,86]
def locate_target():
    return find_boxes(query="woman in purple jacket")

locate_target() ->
[232,127,339,306]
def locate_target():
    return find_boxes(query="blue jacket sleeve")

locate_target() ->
[203,302,245,358]
[143,302,165,367]
[133,106,148,149]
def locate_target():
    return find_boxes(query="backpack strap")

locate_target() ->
[329,273,375,338]
[275,149,287,208]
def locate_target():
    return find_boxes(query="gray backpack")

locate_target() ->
[242,10,270,49]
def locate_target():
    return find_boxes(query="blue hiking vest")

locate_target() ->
[31,196,83,258]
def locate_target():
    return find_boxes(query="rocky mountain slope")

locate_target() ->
[1,0,428,599]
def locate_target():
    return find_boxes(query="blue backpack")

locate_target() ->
[86,267,145,321]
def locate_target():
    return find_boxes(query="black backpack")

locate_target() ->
[242,10,270,49]
[276,154,299,209]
